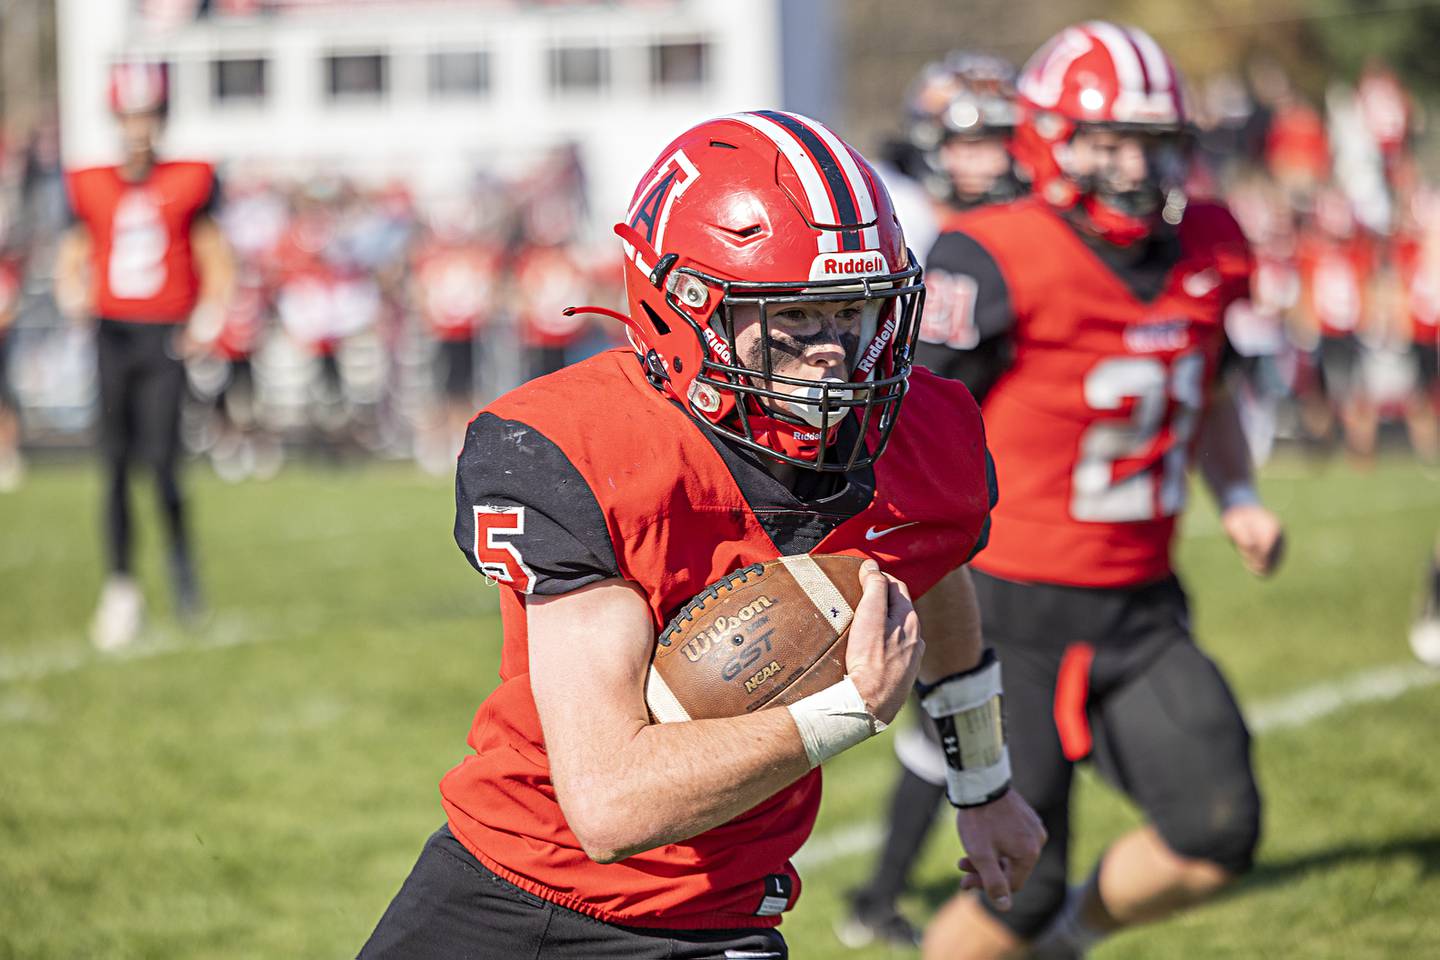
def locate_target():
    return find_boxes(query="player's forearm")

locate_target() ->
[53,229,91,320]
[554,708,812,862]
[192,219,235,312]
[1196,385,1259,508]
[915,565,985,684]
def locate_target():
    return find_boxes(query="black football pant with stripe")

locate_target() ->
[96,319,192,579]
[359,825,788,959]
[972,570,1262,940]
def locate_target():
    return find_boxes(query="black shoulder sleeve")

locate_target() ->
[917,230,1016,403]
[924,230,1016,343]
[197,170,222,220]
[963,447,999,564]
[454,413,620,596]
[61,174,81,229]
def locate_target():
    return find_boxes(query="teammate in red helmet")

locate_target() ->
[359,112,1044,959]
[916,24,1284,959]
[56,60,235,650]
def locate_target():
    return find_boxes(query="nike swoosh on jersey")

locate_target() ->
[864,521,918,541]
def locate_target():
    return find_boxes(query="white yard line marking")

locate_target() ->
[1244,662,1438,732]
[792,661,1440,869]
[0,613,293,684]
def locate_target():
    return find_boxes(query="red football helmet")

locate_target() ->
[1014,22,1189,244]
[109,60,169,116]
[603,111,924,472]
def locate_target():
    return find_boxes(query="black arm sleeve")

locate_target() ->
[917,230,1016,404]
[198,171,223,220]
[454,413,621,596]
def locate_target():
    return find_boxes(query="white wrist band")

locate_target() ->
[1218,482,1261,512]
[919,651,1012,808]
[786,676,886,769]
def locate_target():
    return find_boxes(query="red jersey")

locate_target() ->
[511,245,590,348]
[66,161,217,323]
[215,284,265,361]
[1297,230,1372,339]
[0,257,22,327]
[926,198,1251,589]
[444,349,994,929]
[412,242,502,342]
[1393,234,1440,345]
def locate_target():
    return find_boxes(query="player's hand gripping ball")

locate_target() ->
[645,555,866,722]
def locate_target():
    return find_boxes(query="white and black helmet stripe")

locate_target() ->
[725,111,879,254]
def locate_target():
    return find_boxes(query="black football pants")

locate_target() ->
[96,319,191,576]
[973,571,1262,939]
[359,826,788,959]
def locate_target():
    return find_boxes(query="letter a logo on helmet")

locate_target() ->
[610,112,926,473]
[626,150,700,251]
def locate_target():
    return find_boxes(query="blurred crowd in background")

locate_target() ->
[0,48,1437,490]
[888,52,1440,474]
[0,129,626,486]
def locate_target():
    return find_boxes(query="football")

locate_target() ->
[645,554,867,722]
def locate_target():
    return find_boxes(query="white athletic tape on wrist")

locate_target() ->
[787,676,886,768]
[919,652,1012,808]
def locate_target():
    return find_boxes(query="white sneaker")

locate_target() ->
[1410,617,1440,668]
[90,576,145,651]
[0,451,22,493]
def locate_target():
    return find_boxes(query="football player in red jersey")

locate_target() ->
[915,24,1284,960]
[55,61,235,649]
[1389,185,1440,463]
[1294,186,1379,464]
[359,113,1045,959]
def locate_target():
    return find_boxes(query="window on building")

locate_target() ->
[429,50,490,97]
[651,41,709,91]
[211,57,267,105]
[326,52,387,99]
[549,45,608,93]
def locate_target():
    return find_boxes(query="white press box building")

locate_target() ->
[57,0,838,219]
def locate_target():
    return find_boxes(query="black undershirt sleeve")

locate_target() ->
[198,171,223,220]
[454,413,620,596]
[963,447,1000,564]
[917,230,1016,404]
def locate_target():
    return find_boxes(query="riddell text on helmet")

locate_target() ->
[809,251,890,280]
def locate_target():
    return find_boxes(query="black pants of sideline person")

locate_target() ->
[96,318,193,583]
[359,825,788,960]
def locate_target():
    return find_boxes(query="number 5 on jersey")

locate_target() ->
[473,506,536,593]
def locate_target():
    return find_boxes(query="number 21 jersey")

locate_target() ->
[929,197,1252,588]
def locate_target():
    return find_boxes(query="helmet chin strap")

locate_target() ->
[1076,192,1155,246]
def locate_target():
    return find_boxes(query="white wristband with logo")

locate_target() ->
[919,650,1012,808]
[786,676,886,769]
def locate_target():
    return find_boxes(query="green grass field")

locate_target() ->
[2,456,1438,959]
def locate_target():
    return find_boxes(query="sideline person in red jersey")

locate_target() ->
[916,24,1284,960]
[358,112,1044,960]
[55,61,234,650]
